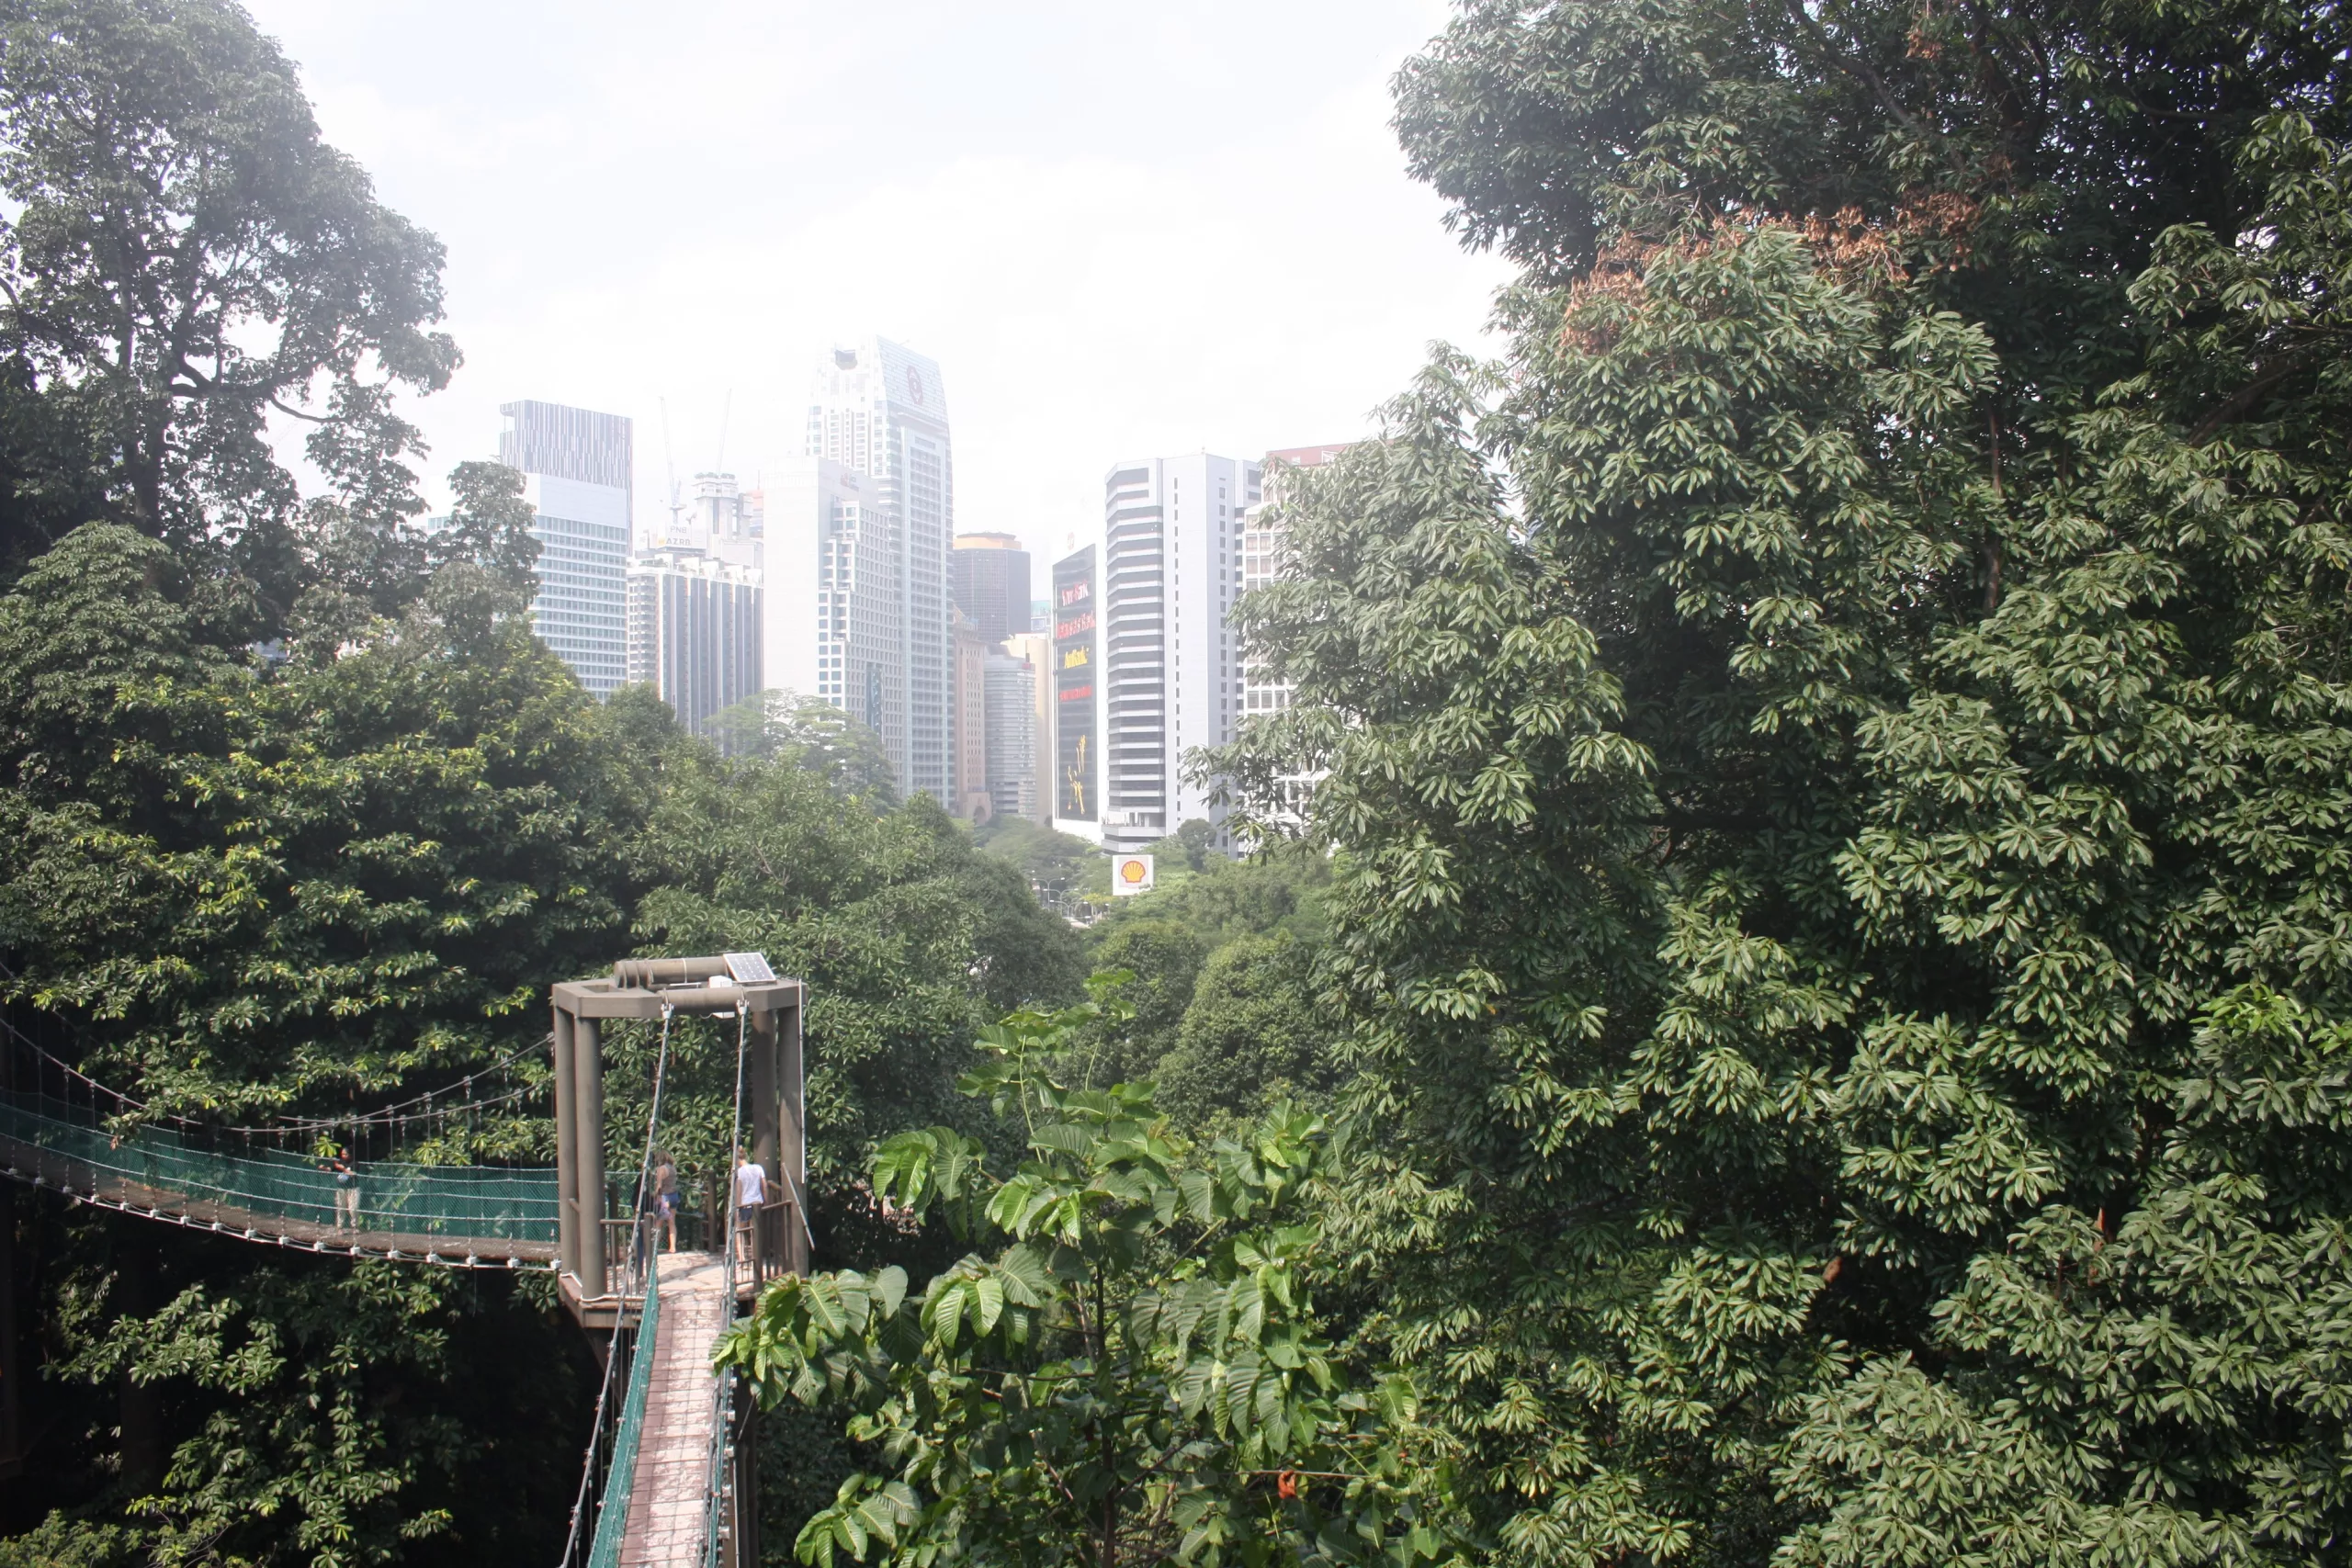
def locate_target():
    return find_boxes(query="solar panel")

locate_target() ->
[723,952,777,985]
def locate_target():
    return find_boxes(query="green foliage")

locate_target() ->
[1143,820,1219,874]
[627,757,1086,1219]
[9,1211,590,1568]
[0,521,648,1120]
[1090,844,1328,955]
[0,0,458,607]
[972,818,1110,913]
[706,689,898,799]
[1780,987,2352,1566]
[295,458,541,636]
[0,514,629,1561]
[1209,7,2352,1564]
[717,988,1449,1568]
[1158,940,1339,1137]
[1084,924,1211,1087]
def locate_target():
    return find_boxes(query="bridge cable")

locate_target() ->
[0,1007,550,1142]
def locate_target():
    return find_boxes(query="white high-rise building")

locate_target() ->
[1238,445,1349,832]
[1005,630,1056,827]
[984,649,1038,822]
[625,550,761,736]
[1100,454,1262,855]
[761,458,897,741]
[806,339,954,802]
[498,400,631,696]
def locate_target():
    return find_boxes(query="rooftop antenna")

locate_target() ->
[714,389,734,474]
[660,396,684,540]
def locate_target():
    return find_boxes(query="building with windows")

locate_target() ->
[1237,444,1350,830]
[951,610,990,819]
[1005,631,1056,826]
[951,533,1032,642]
[984,649,1038,822]
[1097,455,1262,855]
[625,549,761,737]
[761,458,893,743]
[1239,444,1349,717]
[498,400,632,696]
[1050,547,1101,839]
[807,339,954,801]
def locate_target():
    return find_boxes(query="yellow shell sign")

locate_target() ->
[1112,854,1155,896]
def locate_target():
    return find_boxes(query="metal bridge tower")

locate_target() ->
[550,954,808,1568]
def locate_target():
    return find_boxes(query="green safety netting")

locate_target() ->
[587,1265,661,1567]
[0,1088,558,1246]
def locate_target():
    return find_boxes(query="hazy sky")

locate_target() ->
[240,1,1513,558]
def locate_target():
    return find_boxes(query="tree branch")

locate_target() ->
[2188,348,2317,446]
[1783,0,1963,177]
[267,395,330,425]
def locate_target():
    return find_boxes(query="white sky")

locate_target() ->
[239,0,1512,559]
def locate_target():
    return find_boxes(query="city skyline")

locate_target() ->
[239,1,1511,564]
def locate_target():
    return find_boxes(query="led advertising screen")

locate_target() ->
[1052,546,1097,821]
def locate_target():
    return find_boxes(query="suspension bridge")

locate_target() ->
[0,954,808,1568]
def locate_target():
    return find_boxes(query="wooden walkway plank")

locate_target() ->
[620,1249,730,1566]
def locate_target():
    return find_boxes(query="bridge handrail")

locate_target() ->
[586,1243,662,1568]
[560,1001,684,1568]
[0,1085,558,1244]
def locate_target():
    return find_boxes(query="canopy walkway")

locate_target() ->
[0,1086,560,1266]
[0,953,808,1567]
[553,956,805,1568]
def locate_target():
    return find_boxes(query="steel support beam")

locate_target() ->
[781,1001,808,1277]
[552,1004,580,1281]
[574,1016,606,1298]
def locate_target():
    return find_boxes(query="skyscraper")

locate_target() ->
[1005,630,1057,827]
[1239,445,1349,832]
[625,550,761,737]
[1051,547,1100,836]
[951,533,1032,642]
[984,649,1038,822]
[952,610,989,819]
[498,400,631,696]
[761,458,892,738]
[807,339,954,801]
[1099,455,1262,854]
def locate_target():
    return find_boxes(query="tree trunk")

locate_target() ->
[117,1236,163,1494]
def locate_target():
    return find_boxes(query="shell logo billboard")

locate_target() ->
[1112,855,1155,897]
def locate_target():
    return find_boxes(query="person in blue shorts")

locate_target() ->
[652,1150,680,1254]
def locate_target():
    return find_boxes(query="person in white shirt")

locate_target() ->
[734,1155,768,1265]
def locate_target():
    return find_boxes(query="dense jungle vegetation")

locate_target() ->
[723,0,2352,1564]
[4,0,2352,1564]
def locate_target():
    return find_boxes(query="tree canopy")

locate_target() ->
[1202,0,2352,1563]
[0,0,459,604]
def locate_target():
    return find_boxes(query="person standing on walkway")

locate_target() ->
[321,1146,358,1232]
[653,1152,681,1254]
[733,1154,766,1267]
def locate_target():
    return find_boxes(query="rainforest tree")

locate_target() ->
[1209,0,2352,1562]
[717,985,1446,1568]
[0,0,459,602]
